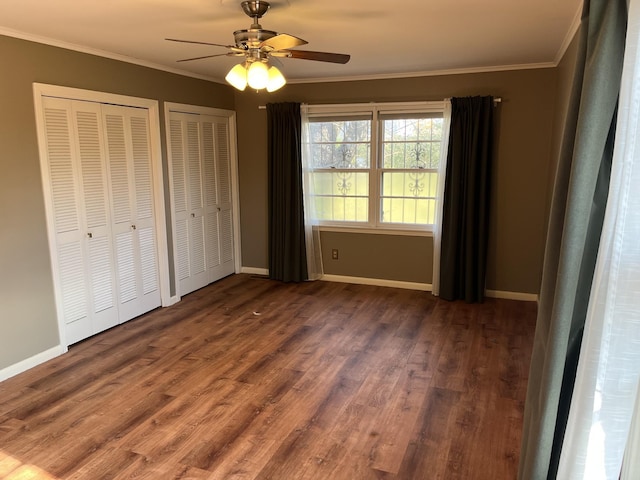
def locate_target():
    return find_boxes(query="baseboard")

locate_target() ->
[321,274,432,291]
[485,290,539,302]
[321,274,538,301]
[241,266,269,276]
[0,345,67,383]
[239,269,538,302]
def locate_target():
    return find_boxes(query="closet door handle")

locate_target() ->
[87,232,93,239]
[217,207,221,212]
[191,213,195,218]
[131,224,136,230]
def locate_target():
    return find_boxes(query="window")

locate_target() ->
[303,102,445,231]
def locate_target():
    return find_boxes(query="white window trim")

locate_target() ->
[304,101,446,234]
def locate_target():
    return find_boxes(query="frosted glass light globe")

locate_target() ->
[247,61,269,90]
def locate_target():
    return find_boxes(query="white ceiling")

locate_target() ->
[0,0,582,84]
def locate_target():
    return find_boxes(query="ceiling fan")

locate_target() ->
[166,0,351,92]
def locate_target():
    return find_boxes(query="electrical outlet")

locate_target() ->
[331,249,339,260]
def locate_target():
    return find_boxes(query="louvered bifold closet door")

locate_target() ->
[103,104,161,322]
[169,111,235,296]
[41,97,118,344]
[206,116,235,281]
[169,113,208,296]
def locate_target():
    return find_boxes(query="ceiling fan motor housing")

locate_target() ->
[233,28,277,50]
[167,0,349,69]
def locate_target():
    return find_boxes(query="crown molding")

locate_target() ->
[0,27,219,83]
[554,4,582,65]
[287,62,557,85]
[2,26,563,87]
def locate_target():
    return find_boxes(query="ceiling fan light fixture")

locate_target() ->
[225,63,248,91]
[266,65,286,92]
[247,61,270,90]
[169,0,350,94]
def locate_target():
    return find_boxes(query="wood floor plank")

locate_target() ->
[368,369,431,475]
[0,274,536,479]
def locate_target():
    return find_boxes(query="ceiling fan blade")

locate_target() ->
[260,33,307,51]
[281,50,351,64]
[166,38,237,49]
[176,53,233,63]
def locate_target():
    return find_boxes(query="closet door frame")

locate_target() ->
[164,102,241,300]
[33,83,172,349]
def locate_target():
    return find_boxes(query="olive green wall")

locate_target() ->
[0,34,234,373]
[234,68,558,294]
[319,232,433,284]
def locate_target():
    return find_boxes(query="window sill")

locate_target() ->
[317,225,434,237]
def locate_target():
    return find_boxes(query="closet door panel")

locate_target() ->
[169,114,207,296]
[74,103,119,334]
[169,110,236,293]
[104,111,139,316]
[103,105,160,321]
[128,111,161,308]
[186,120,207,280]
[202,120,222,279]
[42,100,89,341]
[213,118,235,278]
[169,119,191,288]
[42,97,119,343]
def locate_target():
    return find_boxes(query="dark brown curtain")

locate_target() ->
[267,102,308,282]
[439,96,494,302]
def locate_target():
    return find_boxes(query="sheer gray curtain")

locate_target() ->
[438,96,494,303]
[518,0,627,478]
[267,102,308,282]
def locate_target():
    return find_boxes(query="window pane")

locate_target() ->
[381,171,438,225]
[381,117,443,169]
[381,172,438,199]
[310,171,369,222]
[381,198,436,225]
[308,119,371,169]
[309,143,370,169]
[314,196,368,222]
[312,172,369,196]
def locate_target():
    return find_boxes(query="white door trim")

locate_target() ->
[164,102,242,300]
[33,83,172,348]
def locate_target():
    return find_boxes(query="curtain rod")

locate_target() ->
[258,97,502,109]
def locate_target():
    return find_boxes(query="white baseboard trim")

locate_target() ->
[241,267,269,276]
[321,274,432,292]
[485,290,539,302]
[0,345,67,383]
[239,269,538,302]
[321,274,538,301]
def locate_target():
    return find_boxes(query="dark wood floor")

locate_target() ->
[0,274,536,480]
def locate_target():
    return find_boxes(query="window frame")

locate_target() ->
[304,101,446,234]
